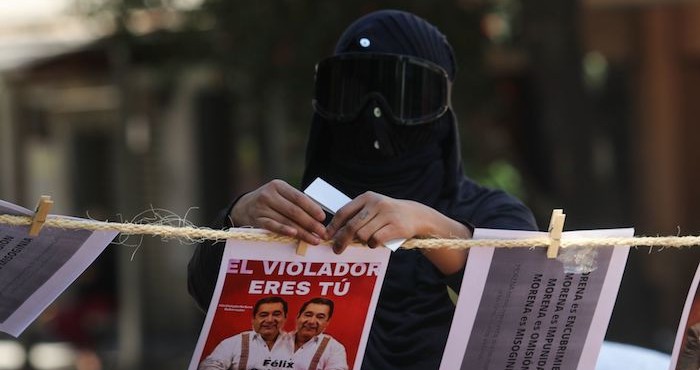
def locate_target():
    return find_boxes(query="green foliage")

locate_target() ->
[474,160,525,199]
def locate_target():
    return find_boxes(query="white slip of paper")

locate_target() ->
[303,178,405,252]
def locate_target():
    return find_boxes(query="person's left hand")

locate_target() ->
[325,192,428,254]
[327,191,471,275]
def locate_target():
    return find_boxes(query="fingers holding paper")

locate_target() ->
[326,191,471,275]
[326,192,420,254]
[230,180,328,245]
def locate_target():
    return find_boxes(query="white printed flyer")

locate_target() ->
[0,199,118,337]
[441,228,633,370]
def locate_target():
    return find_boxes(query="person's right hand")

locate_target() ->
[230,180,328,245]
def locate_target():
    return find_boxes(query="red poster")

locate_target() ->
[189,233,389,370]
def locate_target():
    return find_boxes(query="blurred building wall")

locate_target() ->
[0,40,232,368]
[581,0,700,351]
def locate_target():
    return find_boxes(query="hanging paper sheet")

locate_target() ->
[440,228,633,370]
[189,232,390,370]
[0,200,117,337]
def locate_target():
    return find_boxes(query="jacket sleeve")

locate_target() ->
[465,188,537,231]
[187,202,236,312]
[444,185,538,293]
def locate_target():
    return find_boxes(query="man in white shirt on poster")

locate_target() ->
[199,296,294,370]
[292,298,348,370]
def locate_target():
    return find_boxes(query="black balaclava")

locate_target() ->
[302,9,465,213]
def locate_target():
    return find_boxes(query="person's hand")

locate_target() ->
[326,192,429,254]
[326,191,471,275]
[230,180,327,245]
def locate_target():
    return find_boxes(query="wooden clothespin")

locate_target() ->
[547,209,566,259]
[29,195,54,237]
[296,241,309,256]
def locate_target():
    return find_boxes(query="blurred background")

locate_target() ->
[0,0,699,368]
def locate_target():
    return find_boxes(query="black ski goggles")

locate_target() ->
[312,53,451,126]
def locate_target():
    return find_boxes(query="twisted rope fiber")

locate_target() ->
[1,214,700,249]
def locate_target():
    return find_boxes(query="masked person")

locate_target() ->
[189,10,537,370]
[198,297,292,370]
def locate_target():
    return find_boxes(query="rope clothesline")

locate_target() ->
[2,213,700,250]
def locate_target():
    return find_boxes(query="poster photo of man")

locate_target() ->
[198,296,292,370]
[188,238,389,370]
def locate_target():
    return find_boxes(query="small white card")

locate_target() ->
[303,178,405,251]
[303,178,351,214]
